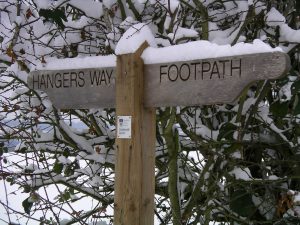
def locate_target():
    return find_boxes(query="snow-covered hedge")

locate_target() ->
[1,0,300,224]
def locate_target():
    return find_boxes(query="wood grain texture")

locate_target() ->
[114,42,155,225]
[28,67,115,108]
[144,51,290,107]
[28,51,290,108]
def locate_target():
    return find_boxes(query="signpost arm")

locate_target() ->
[114,42,156,225]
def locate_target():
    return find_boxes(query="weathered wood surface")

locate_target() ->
[114,43,155,225]
[144,51,290,107]
[28,51,290,108]
[28,67,115,108]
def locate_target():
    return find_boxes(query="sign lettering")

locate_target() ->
[159,59,242,83]
[145,52,290,107]
[28,51,290,109]
[31,68,115,90]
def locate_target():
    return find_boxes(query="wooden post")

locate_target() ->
[114,42,156,225]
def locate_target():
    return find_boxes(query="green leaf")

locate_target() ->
[64,164,74,176]
[69,188,75,195]
[6,177,14,183]
[23,185,31,193]
[293,94,300,115]
[224,143,242,155]
[63,148,70,157]
[63,191,71,201]
[39,8,67,30]
[270,101,289,117]
[53,161,63,174]
[217,122,237,141]
[297,0,300,15]
[58,190,71,202]
[18,147,27,153]
[291,80,300,95]
[22,197,33,214]
[230,189,256,217]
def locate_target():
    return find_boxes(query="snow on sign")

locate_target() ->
[28,51,290,108]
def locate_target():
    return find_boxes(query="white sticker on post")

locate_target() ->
[117,116,132,139]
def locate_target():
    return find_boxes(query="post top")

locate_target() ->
[115,23,157,55]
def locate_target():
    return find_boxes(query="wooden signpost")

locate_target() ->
[28,44,290,225]
[28,52,289,108]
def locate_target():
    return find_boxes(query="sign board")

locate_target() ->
[28,67,115,108]
[28,51,290,108]
[145,51,290,107]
